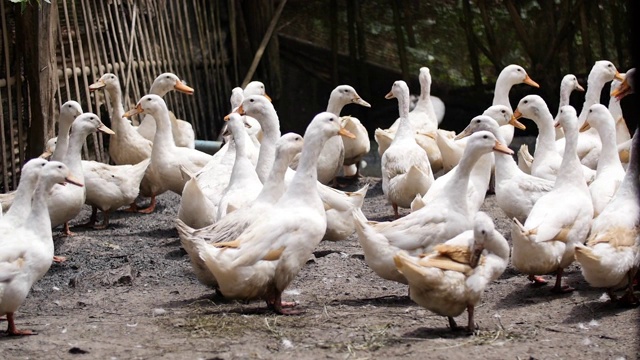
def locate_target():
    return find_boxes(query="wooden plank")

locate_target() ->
[0,1,8,189]
[1,0,17,186]
[241,0,287,88]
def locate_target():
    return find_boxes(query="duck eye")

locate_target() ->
[166,76,171,79]
[250,99,254,102]
[523,100,528,104]
[501,110,506,113]
[517,68,522,72]
[483,135,488,139]
[589,109,592,113]
[476,119,481,123]
[481,230,486,235]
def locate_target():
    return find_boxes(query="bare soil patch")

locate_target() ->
[1,177,638,359]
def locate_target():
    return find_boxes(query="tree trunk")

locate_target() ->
[461,0,482,87]
[390,0,409,81]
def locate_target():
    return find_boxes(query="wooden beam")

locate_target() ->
[241,0,287,88]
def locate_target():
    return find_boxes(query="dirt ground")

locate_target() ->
[1,176,638,360]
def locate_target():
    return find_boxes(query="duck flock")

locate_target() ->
[0,60,637,337]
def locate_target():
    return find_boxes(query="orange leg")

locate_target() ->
[61,222,75,236]
[528,274,548,286]
[550,268,574,293]
[124,202,139,213]
[53,256,67,263]
[6,313,37,336]
[392,203,399,219]
[267,293,302,315]
[137,196,157,214]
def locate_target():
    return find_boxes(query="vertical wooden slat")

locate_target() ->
[99,1,126,85]
[84,0,110,117]
[56,3,70,103]
[70,0,101,161]
[193,0,215,137]
[138,0,162,91]
[166,0,196,127]
[211,0,228,133]
[0,2,8,189]
[121,3,141,105]
[180,1,208,137]
[125,0,150,97]
[154,1,180,117]
[1,0,17,187]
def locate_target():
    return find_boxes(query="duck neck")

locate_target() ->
[283,134,326,202]
[255,150,291,204]
[149,82,170,97]
[414,77,433,112]
[443,148,484,215]
[106,85,128,134]
[393,93,415,142]
[492,75,513,109]
[326,97,345,117]
[616,129,640,201]
[27,177,55,241]
[151,107,177,157]
[3,174,38,222]
[558,85,572,113]
[51,116,73,162]
[228,125,254,181]
[556,127,586,189]
[533,111,557,157]
[486,232,511,262]
[595,123,623,173]
[255,113,281,183]
[579,77,608,127]
[65,128,89,180]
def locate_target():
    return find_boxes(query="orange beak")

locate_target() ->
[123,103,144,118]
[174,81,195,95]
[523,75,540,88]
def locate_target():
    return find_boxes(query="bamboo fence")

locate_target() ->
[0,0,232,192]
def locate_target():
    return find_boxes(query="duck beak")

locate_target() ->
[493,140,514,155]
[614,71,625,82]
[611,77,632,100]
[64,175,84,187]
[88,80,106,92]
[98,124,116,135]
[523,75,540,88]
[339,127,356,139]
[421,131,436,140]
[353,96,371,107]
[454,127,473,140]
[579,121,591,132]
[264,94,272,102]
[174,81,195,95]
[384,91,395,100]
[123,104,144,118]
[509,117,526,130]
[469,245,484,268]
[513,109,523,120]
[39,150,53,159]
[576,83,585,92]
[224,104,245,121]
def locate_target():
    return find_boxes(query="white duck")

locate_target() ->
[582,104,626,216]
[491,64,539,145]
[0,159,48,228]
[50,101,84,162]
[419,106,523,215]
[453,112,553,223]
[177,89,265,228]
[0,101,82,213]
[341,115,370,177]
[354,130,513,284]
[179,95,278,228]
[376,67,442,173]
[123,95,211,203]
[555,60,624,169]
[381,80,434,217]
[394,211,510,332]
[177,132,304,287]
[574,125,639,305]
[182,112,354,314]
[0,161,82,335]
[514,95,596,184]
[554,74,585,140]
[47,113,115,235]
[290,85,370,185]
[216,113,263,220]
[136,72,196,148]
[88,73,153,167]
[436,64,538,173]
[511,106,594,292]
[81,159,150,229]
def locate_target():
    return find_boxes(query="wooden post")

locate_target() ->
[19,0,59,160]
[329,0,338,86]
[391,0,409,82]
